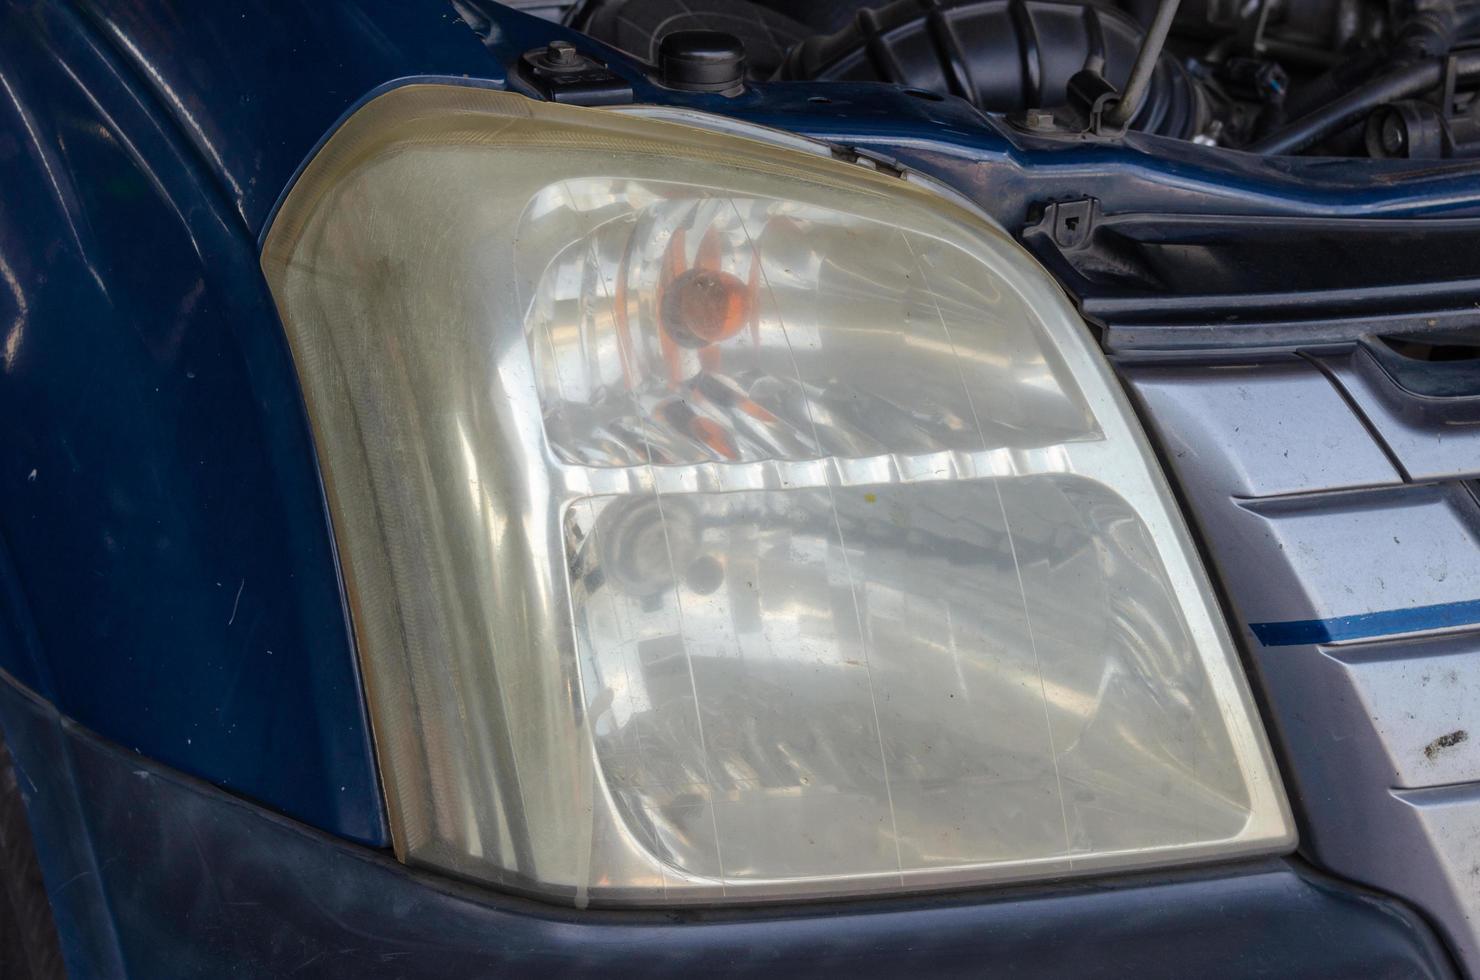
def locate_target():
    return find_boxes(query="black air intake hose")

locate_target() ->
[777,0,1207,138]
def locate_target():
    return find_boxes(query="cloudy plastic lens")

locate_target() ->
[522,184,1096,466]
[262,85,1292,905]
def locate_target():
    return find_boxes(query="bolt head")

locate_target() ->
[1023,109,1055,131]
[546,40,579,66]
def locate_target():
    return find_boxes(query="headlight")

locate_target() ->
[261,85,1292,906]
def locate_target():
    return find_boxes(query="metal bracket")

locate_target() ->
[517,41,633,106]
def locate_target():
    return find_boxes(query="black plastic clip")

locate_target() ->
[1068,69,1130,136]
[1045,198,1099,251]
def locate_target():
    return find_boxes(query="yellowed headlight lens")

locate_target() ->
[262,84,1292,906]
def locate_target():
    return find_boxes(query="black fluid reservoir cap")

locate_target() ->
[658,30,745,94]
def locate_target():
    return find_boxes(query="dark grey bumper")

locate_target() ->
[0,674,1457,979]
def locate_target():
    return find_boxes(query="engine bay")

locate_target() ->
[513,0,1480,158]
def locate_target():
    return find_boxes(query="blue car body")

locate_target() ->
[0,0,1476,975]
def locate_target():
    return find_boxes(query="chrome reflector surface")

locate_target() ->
[261,85,1292,905]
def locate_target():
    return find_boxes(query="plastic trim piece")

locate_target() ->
[1020,202,1480,353]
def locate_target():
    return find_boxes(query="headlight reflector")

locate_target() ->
[262,85,1292,905]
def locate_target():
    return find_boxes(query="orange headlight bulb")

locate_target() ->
[659,266,751,348]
